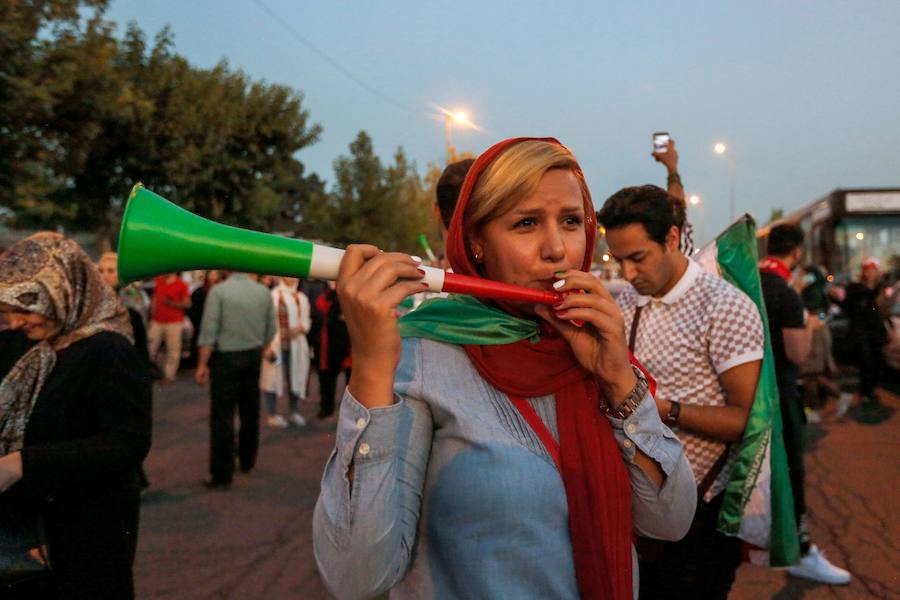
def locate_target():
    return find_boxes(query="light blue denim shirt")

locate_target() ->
[313,337,697,600]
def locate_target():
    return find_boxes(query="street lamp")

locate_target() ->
[688,194,704,246]
[445,111,469,161]
[714,142,737,223]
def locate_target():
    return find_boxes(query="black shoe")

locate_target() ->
[203,477,231,491]
[317,410,336,421]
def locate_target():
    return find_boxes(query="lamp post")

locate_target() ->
[444,110,470,163]
[714,143,737,223]
[434,105,481,163]
[688,194,704,248]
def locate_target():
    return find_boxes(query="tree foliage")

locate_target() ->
[1,1,323,245]
[2,2,445,256]
[767,207,784,225]
[301,131,434,253]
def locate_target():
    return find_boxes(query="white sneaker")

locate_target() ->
[805,408,822,423]
[836,393,852,418]
[787,545,851,585]
[289,412,307,427]
[266,415,289,429]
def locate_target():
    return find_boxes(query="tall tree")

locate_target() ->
[1,6,324,247]
[0,0,109,218]
[305,131,433,254]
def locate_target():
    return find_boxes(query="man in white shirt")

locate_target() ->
[598,184,764,600]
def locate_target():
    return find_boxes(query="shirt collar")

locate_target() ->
[636,258,701,307]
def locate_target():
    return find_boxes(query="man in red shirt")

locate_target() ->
[149,273,191,383]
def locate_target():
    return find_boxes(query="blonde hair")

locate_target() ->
[99,251,118,265]
[464,140,592,233]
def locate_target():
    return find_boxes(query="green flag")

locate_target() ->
[695,216,800,566]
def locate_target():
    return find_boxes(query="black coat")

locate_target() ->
[0,330,152,599]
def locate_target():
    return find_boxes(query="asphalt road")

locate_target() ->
[134,372,899,599]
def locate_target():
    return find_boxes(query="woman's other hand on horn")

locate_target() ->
[338,245,428,409]
[535,270,637,408]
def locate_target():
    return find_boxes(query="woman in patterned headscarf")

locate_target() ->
[0,232,152,599]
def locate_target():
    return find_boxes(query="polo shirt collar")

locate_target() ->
[636,258,700,307]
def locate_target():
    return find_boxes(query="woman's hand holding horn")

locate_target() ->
[535,270,637,408]
[338,245,429,409]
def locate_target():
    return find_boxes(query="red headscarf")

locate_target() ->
[447,138,633,600]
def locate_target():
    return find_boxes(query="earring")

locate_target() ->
[472,249,482,262]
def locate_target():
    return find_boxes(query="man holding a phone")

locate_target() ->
[652,133,684,202]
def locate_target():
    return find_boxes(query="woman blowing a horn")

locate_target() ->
[313,138,696,600]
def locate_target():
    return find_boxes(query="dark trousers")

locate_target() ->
[209,348,262,483]
[638,492,743,600]
[318,367,350,418]
[779,383,811,553]
[853,332,885,398]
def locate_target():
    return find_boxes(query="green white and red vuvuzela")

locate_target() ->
[117,184,561,306]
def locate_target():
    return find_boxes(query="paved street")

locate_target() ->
[135,372,899,599]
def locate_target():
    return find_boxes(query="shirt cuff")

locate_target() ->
[335,389,407,468]
[715,349,764,374]
[607,390,682,477]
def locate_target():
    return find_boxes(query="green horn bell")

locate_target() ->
[117,184,314,284]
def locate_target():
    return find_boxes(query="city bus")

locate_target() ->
[757,188,900,281]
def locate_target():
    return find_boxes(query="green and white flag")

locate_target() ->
[695,216,800,567]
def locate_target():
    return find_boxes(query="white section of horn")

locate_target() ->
[419,265,445,292]
[308,245,345,280]
[309,245,445,292]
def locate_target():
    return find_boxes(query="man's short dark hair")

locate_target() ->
[435,159,475,229]
[596,185,685,245]
[767,223,804,256]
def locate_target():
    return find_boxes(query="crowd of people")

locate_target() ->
[0,134,897,599]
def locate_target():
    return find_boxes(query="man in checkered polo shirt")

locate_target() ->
[598,185,764,600]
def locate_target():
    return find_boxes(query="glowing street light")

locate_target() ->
[714,142,737,223]
[689,194,701,206]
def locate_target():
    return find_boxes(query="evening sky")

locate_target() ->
[105,0,900,243]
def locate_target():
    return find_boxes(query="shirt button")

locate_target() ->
[358,443,370,456]
[623,439,634,449]
[625,423,637,434]
[356,418,366,430]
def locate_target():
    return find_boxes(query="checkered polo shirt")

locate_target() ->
[617,259,764,501]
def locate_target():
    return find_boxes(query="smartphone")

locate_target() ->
[653,132,670,153]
